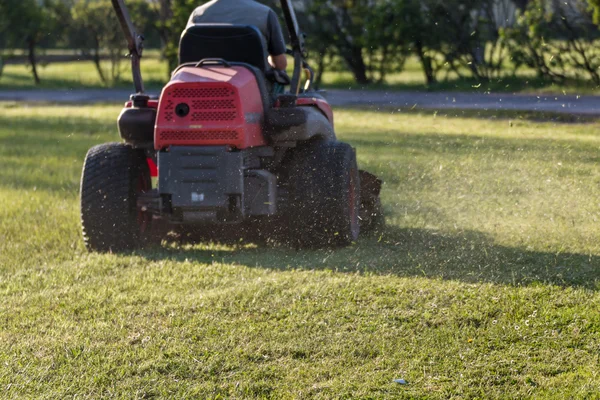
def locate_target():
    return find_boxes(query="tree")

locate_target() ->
[150,0,174,54]
[300,0,417,84]
[417,0,510,82]
[0,1,8,78]
[71,0,154,85]
[512,0,530,10]
[501,1,563,81]
[164,0,206,71]
[363,0,411,83]
[589,0,600,23]
[401,0,446,85]
[72,0,123,84]
[0,0,66,84]
[503,0,600,85]
[305,0,371,84]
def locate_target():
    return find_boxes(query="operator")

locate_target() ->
[187,0,288,72]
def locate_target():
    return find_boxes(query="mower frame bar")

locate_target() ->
[111,0,145,93]
[279,0,305,94]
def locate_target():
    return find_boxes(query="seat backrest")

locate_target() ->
[179,24,268,71]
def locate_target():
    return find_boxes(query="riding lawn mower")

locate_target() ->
[80,0,383,251]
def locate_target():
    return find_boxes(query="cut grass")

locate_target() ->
[1,103,600,398]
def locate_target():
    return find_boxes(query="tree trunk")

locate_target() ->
[110,51,121,83]
[27,37,40,85]
[468,55,482,81]
[159,0,172,23]
[415,41,436,85]
[93,51,107,84]
[158,0,173,51]
[513,0,530,11]
[341,46,369,84]
[377,45,390,84]
[314,51,326,89]
[92,36,107,84]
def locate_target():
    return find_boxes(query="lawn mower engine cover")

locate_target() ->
[147,64,280,224]
[154,65,268,150]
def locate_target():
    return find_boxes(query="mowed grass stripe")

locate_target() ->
[0,104,599,398]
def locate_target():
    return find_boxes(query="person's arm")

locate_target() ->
[269,54,287,71]
[266,10,287,70]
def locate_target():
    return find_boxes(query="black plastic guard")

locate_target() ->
[158,146,243,220]
[158,146,276,223]
[118,107,156,147]
[265,106,335,143]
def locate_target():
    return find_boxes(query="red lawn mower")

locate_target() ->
[80,0,383,251]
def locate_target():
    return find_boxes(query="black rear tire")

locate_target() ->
[80,142,152,252]
[284,140,360,247]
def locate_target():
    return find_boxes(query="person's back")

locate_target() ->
[187,0,287,70]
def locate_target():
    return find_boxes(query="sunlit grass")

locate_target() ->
[0,57,170,90]
[1,104,600,397]
[3,54,600,94]
[320,57,600,95]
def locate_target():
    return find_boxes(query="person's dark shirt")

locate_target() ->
[187,0,287,57]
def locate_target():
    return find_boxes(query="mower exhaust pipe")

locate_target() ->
[111,0,145,94]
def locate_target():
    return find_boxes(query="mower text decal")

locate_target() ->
[191,192,205,202]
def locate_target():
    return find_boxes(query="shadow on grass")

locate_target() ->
[137,225,600,290]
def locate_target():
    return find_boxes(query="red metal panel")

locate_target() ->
[124,99,159,108]
[154,66,266,150]
[146,158,158,177]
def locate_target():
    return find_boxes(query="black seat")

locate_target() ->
[178,24,292,111]
[179,24,268,72]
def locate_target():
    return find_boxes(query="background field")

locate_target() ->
[1,103,600,398]
[1,55,597,94]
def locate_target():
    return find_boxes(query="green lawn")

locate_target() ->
[0,57,170,90]
[320,56,600,95]
[1,104,600,398]
[3,55,600,94]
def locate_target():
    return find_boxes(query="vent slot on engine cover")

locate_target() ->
[159,130,239,141]
[170,87,235,98]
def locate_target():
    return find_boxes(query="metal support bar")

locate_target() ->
[280,0,302,50]
[280,0,305,94]
[111,0,145,93]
